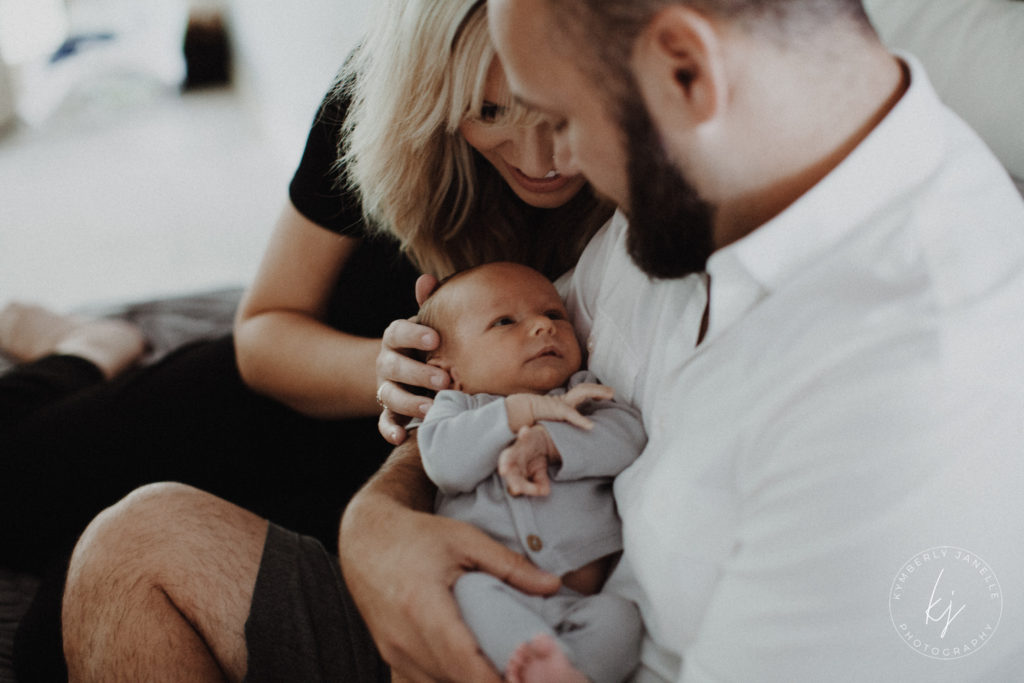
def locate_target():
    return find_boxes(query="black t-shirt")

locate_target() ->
[288,90,420,336]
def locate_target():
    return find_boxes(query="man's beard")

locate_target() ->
[620,96,715,280]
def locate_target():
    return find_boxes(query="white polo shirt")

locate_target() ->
[565,56,1024,682]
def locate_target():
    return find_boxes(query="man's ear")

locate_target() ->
[632,6,726,130]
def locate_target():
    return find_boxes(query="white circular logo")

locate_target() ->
[889,546,1002,660]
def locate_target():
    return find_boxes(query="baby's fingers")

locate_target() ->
[562,383,615,408]
[557,404,595,430]
[504,474,534,497]
[526,466,551,497]
[509,478,546,497]
[499,454,532,496]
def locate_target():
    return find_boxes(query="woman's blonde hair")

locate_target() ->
[337,0,612,280]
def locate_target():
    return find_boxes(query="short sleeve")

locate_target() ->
[288,83,368,238]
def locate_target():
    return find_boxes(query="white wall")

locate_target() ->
[0,2,374,311]
[228,0,372,170]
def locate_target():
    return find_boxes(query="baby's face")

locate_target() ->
[436,263,581,395]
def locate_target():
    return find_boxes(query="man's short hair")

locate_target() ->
[545,0,872,105]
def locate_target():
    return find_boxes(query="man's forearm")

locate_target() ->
[365,435,435,511]
[340,435,435,558]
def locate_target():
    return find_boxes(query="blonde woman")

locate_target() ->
[0,0,608,564]
[7,0,611,678]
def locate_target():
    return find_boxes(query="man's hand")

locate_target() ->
[498,425,559,497]
[339,441,561,682]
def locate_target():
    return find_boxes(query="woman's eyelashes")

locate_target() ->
[479,101,507,122]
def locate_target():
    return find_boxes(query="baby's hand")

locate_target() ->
[505,383,614,433]
[560,382,614,409]
[499,425,559,497]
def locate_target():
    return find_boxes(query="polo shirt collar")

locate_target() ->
[702,54,943,337]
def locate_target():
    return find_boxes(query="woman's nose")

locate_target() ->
[511,124,556,178]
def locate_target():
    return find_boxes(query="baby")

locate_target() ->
[414,262,645,683]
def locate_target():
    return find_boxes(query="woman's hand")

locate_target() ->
[339,441,561,682]
[376,274,451,444]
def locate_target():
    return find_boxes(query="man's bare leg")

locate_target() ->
[63,483,268,682]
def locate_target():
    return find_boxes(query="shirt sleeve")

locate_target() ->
[287,79,368,237]
[418,391,516,495]
[542,371,647,481]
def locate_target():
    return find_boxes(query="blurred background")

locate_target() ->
[0,0,371,310]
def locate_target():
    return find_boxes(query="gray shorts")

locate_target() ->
[243,523,388,683]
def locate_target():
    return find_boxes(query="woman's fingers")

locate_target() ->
[376,376,434,420]
[377,349,447,398]
[378,407,408,446]
[378,319,448,393]
[382,318,440,356]
[376,318,449,439]
[415,274,440,306]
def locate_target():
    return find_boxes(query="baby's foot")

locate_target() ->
[0,302,146,379]
[0,303,84,361]
[505,634,588,683]
[54,319,148,379]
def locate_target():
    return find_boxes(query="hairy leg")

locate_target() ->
[63,483,268,682]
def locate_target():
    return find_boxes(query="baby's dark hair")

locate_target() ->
[413,274,456,334]
[413,261,556,361]
[412,267,480,362]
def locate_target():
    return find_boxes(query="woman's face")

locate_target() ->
[459,59,588,209]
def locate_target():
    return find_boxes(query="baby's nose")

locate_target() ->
[530,316,555,335]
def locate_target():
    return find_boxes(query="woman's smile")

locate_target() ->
[507,162,576,194]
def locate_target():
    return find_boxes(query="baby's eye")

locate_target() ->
[492,316,515,327]
[545,310,566,321]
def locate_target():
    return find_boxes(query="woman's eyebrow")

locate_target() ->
[512,94,555,117]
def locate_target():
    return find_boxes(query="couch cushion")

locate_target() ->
[866,0,1024,187]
